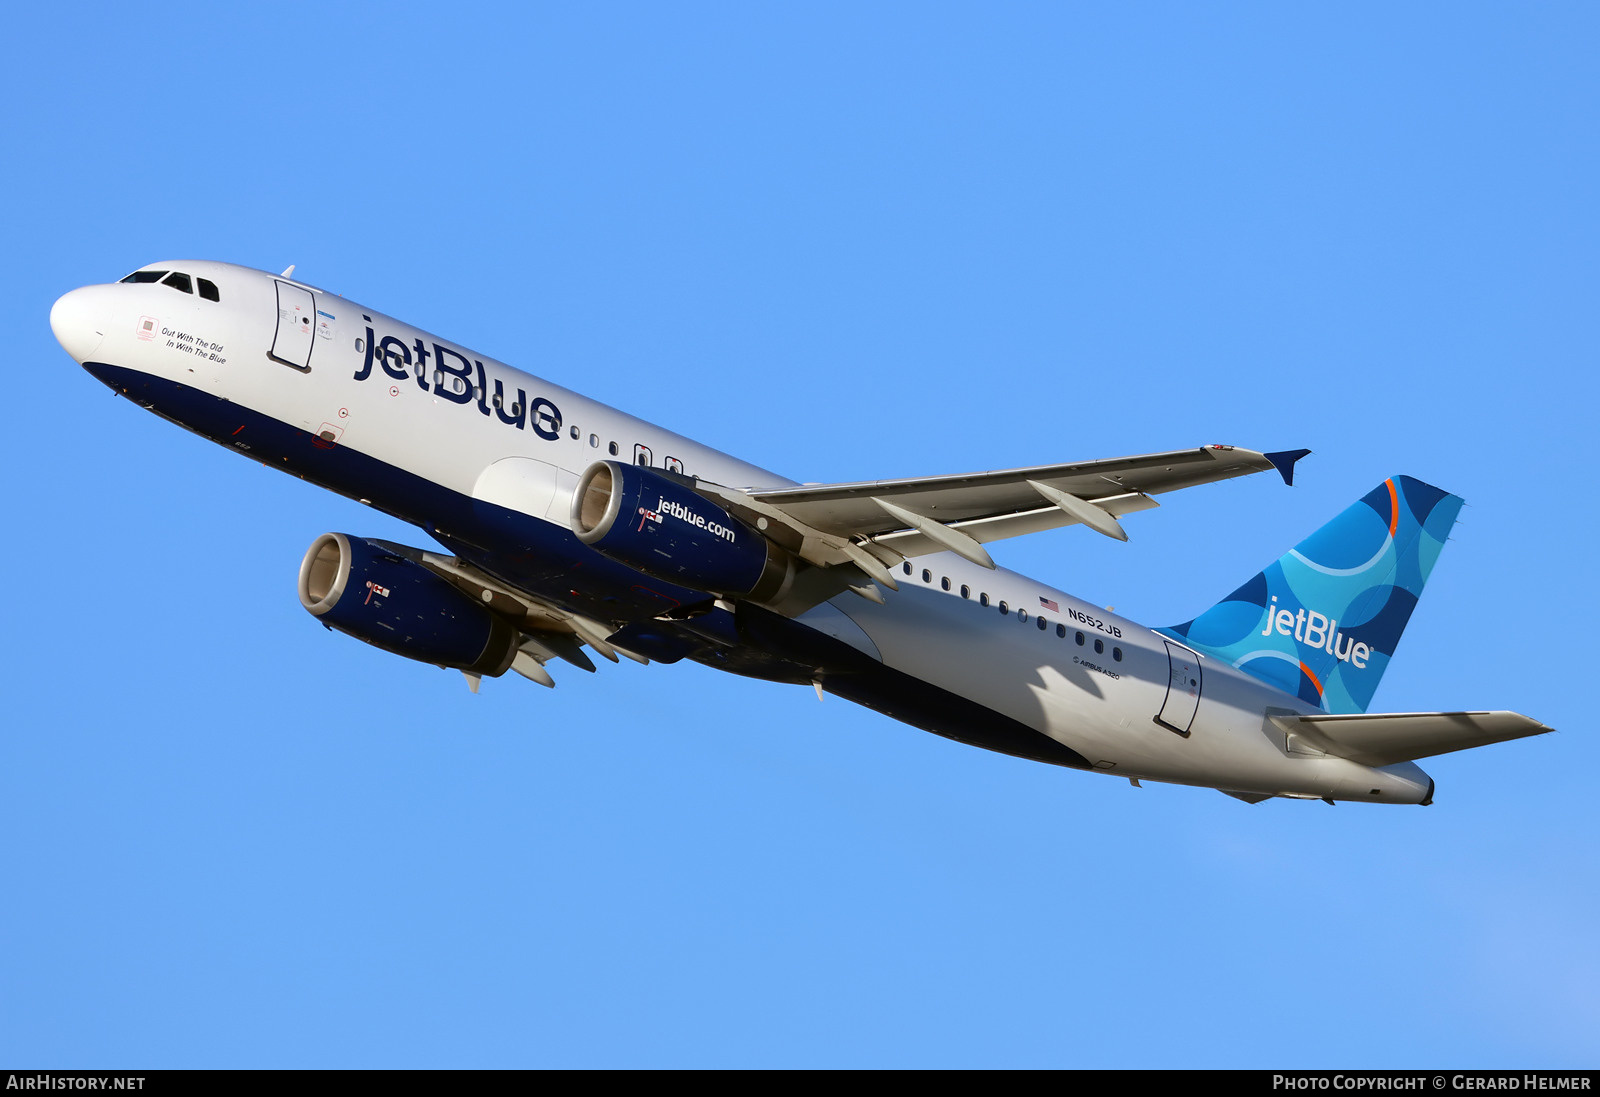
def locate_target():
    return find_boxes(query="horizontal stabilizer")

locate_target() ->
[1270,710,1552,767]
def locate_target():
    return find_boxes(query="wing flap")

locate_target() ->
[873,494,1160,557]
[1271,710,1553,767]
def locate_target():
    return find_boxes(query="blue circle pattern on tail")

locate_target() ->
[1161,476,1463,714]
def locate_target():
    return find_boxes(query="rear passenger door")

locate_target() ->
[1155,641,1202,736]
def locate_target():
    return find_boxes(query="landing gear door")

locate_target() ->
[1156,640,1202,736]
[270,280,316,371]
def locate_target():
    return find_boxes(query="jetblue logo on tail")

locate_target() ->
[1259,595,1371,668]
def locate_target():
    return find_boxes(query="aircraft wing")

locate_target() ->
[695,445,1307,577]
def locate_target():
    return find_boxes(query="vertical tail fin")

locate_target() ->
[1162,476,1464,714]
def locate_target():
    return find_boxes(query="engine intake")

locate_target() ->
[571,461,793,601]
[298,533,518,676]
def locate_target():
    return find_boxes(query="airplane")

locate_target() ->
[49,261,1552,806]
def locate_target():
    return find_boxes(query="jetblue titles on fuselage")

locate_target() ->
[352,322,564,441]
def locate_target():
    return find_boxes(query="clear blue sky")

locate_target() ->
[3,2,1595,1068]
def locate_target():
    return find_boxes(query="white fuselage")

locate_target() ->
[50,261,1433,803]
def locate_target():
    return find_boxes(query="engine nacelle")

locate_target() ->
[297,533,519,676]
[571,461,794,601]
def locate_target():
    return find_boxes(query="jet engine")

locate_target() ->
[297,533,519,676]
[571,461,794,601]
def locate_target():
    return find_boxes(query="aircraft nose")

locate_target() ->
[50,286,106,363]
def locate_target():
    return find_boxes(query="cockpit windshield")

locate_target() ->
[119,269,221,301]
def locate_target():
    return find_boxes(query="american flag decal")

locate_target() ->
[1039,596,1059,612]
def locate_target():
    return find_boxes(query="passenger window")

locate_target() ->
[1056,624,1066,638]
[1018,609,1028,623]
[120,271,167,284]
[570,426,580,440]
[665,457,684,474]
[1094,639,1104,654]
[1113,647,1123,661]
[980,593,989,607]
[608,441,619,456]
[634,444,652,467]
[921,569,931,583]
[161,272,193,294]
[940,577,951,591]
[1075,631,1085,645]
[198,278,220,302]
[902,563,912,576]
[589,434,598,448]
[1037,616,1047,631]
[999,601,1009,615]
[960,585,970,599]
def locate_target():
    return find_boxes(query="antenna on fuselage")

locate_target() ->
[280,264,295,279]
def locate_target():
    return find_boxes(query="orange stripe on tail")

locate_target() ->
[1300,661,1324,698]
